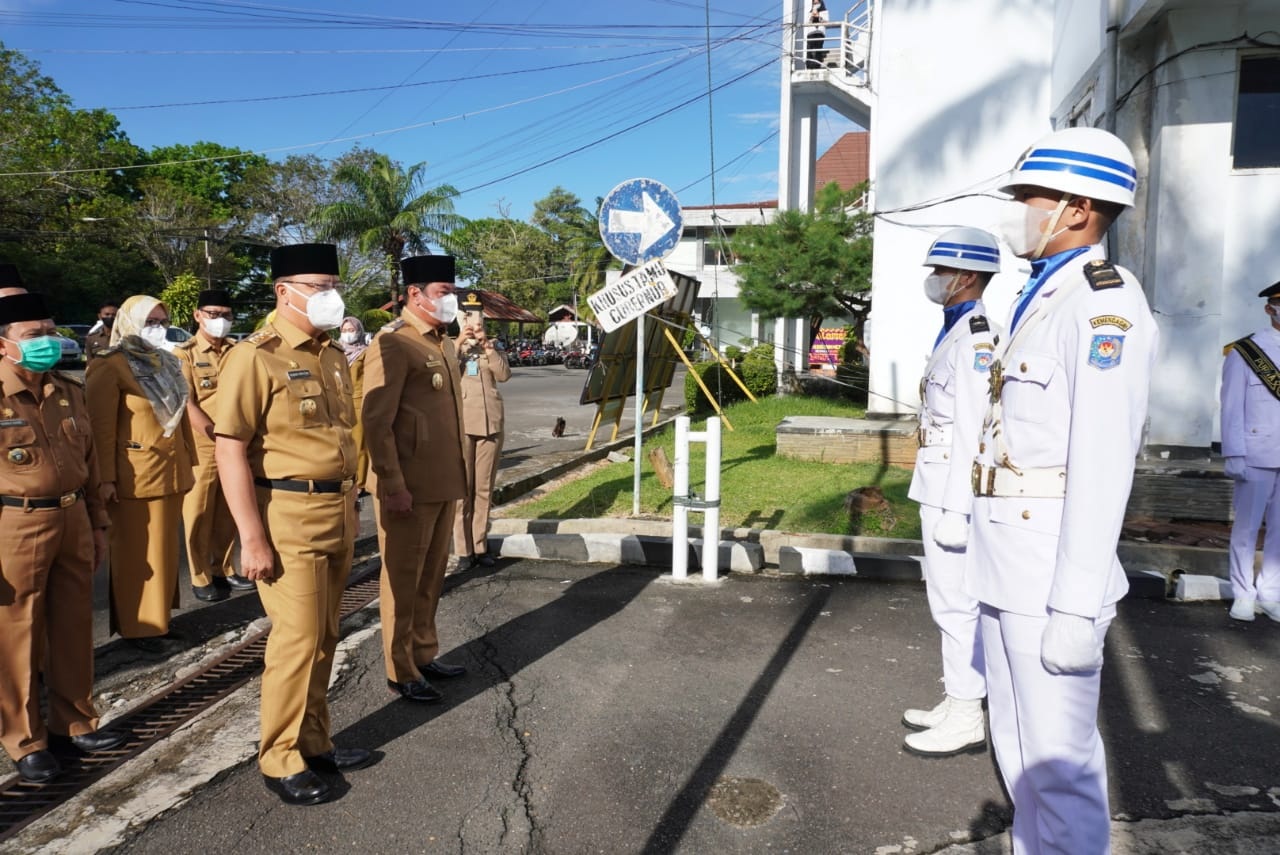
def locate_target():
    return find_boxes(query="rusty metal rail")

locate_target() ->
[0,564,383,841]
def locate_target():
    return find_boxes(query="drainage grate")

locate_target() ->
[0,566,383,841]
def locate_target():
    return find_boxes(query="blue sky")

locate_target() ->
[3,0,860,223]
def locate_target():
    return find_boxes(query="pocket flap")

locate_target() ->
[1005,353,1056,387]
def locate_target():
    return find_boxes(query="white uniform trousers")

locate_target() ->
[980,604,1113,855]
[919,504,985,700]
[1228,465,1280,602]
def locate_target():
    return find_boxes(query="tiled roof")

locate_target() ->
[815,131,869,191]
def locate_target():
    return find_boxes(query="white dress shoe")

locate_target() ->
[1229,598,1258,622]
[902,695,950,730]
[903,697,986,757]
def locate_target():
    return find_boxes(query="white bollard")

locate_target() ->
[701,417,721,582]
[672,416,691,580]
[670,416,722,581]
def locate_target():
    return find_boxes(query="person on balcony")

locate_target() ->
[806,0,829,69]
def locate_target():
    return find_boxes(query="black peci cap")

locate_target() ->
[0,292,51,325]
[270,243,339,280]
[197,289,233,308]
[458,289,484,312]
[400,255,455,287]
[0,263,23,288]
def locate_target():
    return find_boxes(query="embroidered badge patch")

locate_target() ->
[974,351,994,372]
[1088,334,1124,370]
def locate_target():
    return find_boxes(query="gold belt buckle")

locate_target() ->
[341,478,355,493]
[971,462,982,496]
[59,492,76,508]
[918,427,926,448]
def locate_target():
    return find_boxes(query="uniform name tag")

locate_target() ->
[0,419,28,428]
[466,360,479,376]
[1089,315,1132,331]
[195,361,212,367]
[287,369,312,380]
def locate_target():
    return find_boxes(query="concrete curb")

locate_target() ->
[487,519,1212,599]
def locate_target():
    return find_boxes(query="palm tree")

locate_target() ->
[564,197,614,296]
[311,153,462,305]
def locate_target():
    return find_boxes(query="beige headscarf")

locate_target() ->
[109,295,189,437]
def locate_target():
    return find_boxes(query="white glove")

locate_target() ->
[1224,456,1247,480]
[932,510,969,549]
[1040,610,1103,675]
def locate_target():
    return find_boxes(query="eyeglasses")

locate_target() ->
[144,318,170,328]
[279,280,345,294]
[199,309,234,320]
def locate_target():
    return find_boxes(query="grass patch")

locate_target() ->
[509,396,920,539]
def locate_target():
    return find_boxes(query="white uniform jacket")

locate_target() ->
[966,245,1159,618]
[908,301,1000,514]
[1220,326,1280,469]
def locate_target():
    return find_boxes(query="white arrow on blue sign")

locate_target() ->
[598,178,683,266]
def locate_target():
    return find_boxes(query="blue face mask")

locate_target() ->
[5,335,62,372]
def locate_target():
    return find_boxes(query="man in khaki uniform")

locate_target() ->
[453,290,511,568]
[84,299,118,360]
[362,254,468,703]
[215,243,371,806]
[0,289,124,784]
[175,289,253,602]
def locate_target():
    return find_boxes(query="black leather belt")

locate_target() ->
[254,477,354,494]
[0,488,84,510]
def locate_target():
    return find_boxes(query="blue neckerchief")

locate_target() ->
[934,300,977,350]
[1009,246,1091,332]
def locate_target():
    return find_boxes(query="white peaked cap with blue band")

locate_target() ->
[999,127,1137,208]
[924,226,1002,273]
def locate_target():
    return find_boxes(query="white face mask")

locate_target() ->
[996,198,1070,259]
[202,317,232,339]
[339,331,360,345]
[923,273,957,305]
[426,292,459,325]
[286,285,345,330]
[141,325,169,349]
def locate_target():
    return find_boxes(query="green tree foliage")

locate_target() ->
[311,153,461,306]
[452,217,558,314]
[685,344,776,414]
[728,181,873,352]
[159,272,203,331]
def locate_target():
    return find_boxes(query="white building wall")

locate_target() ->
[866,0,1055,415]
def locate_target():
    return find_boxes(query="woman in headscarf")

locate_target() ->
[339,315,367,365]
[86,295,196,653]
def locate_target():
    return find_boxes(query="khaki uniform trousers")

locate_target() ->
[453,433,501,558]
[0,502,99,761]
[183,437,237,587]
[108,494,182,638]
[256,487,356,778]
[378,498,456,682]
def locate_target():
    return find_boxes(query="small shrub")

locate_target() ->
[685,360,745,415]
[739,343,777,398]
[362,309,395,332]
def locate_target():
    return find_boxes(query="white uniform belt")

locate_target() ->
[918,425,952,448]
[971,463,1067,498]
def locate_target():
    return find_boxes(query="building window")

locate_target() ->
[1234,55,1280,170]
[702,239,731,267]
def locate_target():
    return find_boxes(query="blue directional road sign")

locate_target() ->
[598,178,683,266]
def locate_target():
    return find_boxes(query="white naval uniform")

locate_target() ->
[965,244,1158,855]
[908,301,998,702]
[1220,325,1280,604]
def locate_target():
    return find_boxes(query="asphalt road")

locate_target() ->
[23,557,1276,855]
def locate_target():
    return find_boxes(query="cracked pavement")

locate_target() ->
[23,557,1278,855]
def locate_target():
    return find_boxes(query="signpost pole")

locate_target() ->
[633,313,644,516]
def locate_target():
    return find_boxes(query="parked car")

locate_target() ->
[166,326,193,345]
[63,323,94,345]
[54,333,83,368]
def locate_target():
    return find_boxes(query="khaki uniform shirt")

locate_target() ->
[455,335,511,438]
[214,315,356,481]
[174,333,234,456]
[85,351,196,499]
[361,310,466,503]
[85,329,112,360]
[0,362,109,528]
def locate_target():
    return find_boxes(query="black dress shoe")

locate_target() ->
[49,728,126,754]
[226,573,256,591]
[125,636,167,654]
[386,678,442,703]
[262,769,330,806]
[192,584,229,603]
[420,659,467,679]
[16,750,61,783]
[475,554,496,567]
[305,747,374,773]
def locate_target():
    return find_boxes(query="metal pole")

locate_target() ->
[672,416,690,580]
[633,313,644,516]
[702,417,722,581]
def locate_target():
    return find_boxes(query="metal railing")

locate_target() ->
[791,0,872,87]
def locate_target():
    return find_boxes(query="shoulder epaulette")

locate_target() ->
[384,319,405,333]
[1083,259,1124,290]
[1224,335,1254,358]
[244,328,278,347]
[969,315,990,334]
[174,337,197,350]
[52,370,84,387]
